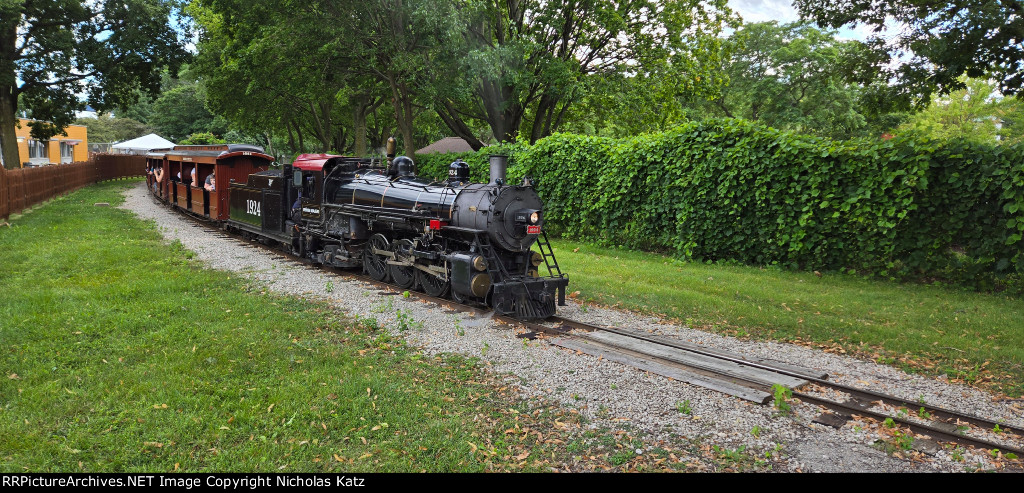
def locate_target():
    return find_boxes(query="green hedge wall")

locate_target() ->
[411,119,1024,287]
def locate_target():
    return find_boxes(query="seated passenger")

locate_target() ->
[204,174,216,192]
[190,167,197,186]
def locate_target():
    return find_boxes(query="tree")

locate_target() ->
[698,22,896,140]
[150,82,225,142]
[793,0,1024,107]
[898,76,1024,144]
[427,0,738,147]
[74,114,153,143]
[179,131,225,145]
[0,0,189,168]
[191,0,398,155]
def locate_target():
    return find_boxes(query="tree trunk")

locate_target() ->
[479,77,523,143]
[262,131,275,158]
[388,73,416,156]
[285,120,297,152]
[529,93,557,144]
[436,101,486,151]
[0,86,19,169]
[1,20,20,170]
[354,103,368,157]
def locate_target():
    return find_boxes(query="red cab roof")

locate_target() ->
[292,153,341,171]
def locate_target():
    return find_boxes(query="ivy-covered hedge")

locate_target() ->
[412,119,1024,290]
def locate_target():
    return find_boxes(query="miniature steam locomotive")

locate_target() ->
[146,143,568,319]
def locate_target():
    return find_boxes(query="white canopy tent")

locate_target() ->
[110,134,175,155]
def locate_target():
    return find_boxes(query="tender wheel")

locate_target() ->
[389,239,417,289]
[417,269,449,298]
[364,233,390,281]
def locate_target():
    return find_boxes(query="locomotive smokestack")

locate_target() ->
[489,155,507,186]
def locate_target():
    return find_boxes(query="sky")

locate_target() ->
[728,0,801,24]
[726,0,896,42]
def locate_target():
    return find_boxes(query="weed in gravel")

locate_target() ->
[751,425,763,438]
[893,431,913,450]
[884,417,897,428]
[676,400,692,415]
[711,445,766,471]
[394,309,421,331]
[917,407,931,419]
[993,424,1004,434]
[771,384,792,414]
[325,281,334,293]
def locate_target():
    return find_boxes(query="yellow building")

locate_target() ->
[6,119,89,167]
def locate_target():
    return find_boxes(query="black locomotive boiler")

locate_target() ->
[225,151,569,319]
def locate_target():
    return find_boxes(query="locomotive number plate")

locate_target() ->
[527,225,541,234]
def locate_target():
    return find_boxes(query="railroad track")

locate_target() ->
[533,316,1024,458]
[171,202,1024,460]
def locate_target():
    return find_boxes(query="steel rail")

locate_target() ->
[793,391,1024,457]
[550,316,1023,439]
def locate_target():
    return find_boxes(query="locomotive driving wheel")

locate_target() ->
[417,269,449,298]
[389,239,417,289]
[364,233,391,282]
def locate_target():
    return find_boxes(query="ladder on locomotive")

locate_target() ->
[534,231,563,278]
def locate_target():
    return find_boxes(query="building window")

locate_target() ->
[60,142,74,159]
[28,140,48,159]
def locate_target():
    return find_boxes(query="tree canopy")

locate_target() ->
[188,0,739,155]
[0,0,189,168]
[688,21,903,140]
[794,0,1024,107]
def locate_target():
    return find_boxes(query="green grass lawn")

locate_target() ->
[542,240,1024,396]
[5,179,1017,472]
[0,182,590,473]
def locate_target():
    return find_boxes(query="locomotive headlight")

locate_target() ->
[515,209,541,224]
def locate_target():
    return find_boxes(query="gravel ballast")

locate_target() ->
[121,182,1023,472]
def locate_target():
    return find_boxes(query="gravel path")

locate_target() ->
[121,182,1023,472]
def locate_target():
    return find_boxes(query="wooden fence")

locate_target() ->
[0,154,146,220]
